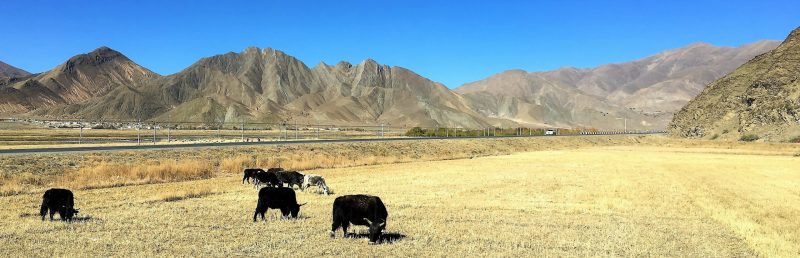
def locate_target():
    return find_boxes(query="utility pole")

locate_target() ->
[137,118,141,145]
[167,113,171,143]
[78,120,83,144]
[282,121,286,140]
[153,123,157,145]
[616,117,627,133]
[241,118,245,142]
[380,123,384,137]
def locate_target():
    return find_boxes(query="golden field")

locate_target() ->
[0,137,799,257]
[0,135,667,195]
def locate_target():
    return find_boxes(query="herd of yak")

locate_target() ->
[38,167,390,244]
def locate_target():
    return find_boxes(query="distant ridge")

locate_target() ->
[0,61,31,79]
[456,40,780,129]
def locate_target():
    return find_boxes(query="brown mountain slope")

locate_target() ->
[1,47,158,115]
[541,40,780,113]
[44,47,489,127]
[457,40,779,129]
[0,61,31,79]
[669,27,800,141]
[459,70,660,129]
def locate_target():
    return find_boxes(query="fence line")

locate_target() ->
[0,118,667,146]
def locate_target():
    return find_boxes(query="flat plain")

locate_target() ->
[1,140,798,257]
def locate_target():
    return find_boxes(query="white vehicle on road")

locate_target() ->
[545,129,556,136]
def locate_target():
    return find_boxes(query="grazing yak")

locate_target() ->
[276,171,305,189]
[330,194,388,244]
[253,170,281,188]
[40,188,79,222]
[242,168,265,184]
[253,187,305,221]
[302,174,331,195]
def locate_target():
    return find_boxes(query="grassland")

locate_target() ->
[0,135,668,196]
[0,137,799,256]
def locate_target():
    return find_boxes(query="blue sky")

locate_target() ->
[2,0,799,87]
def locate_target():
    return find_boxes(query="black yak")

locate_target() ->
[253,187,305,221]
[40,188,79,222]
[330,194,387,244]
[242,168,264,184]
[276,170,305,189]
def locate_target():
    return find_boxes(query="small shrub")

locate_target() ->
[788,135,800,143]
[405,127,427,137]
[739,134,760,142]
[710,134,719,140]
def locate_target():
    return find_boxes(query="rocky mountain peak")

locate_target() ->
[60,46,126,72]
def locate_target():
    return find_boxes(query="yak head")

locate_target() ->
[290,203,306,218]
[61,206,79,220]
[364,218,386,244]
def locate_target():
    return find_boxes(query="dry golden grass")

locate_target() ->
[0,143,799,256]
[58,160,216,190]
[1,135,681,196]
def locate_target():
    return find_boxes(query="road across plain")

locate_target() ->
[0,133,664,155]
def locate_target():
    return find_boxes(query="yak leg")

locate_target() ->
[330,219,342,238]
[342,223,349,238]
[49,209,55,221]
[254,207,267,222]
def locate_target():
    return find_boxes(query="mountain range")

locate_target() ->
[0,40,780,129]
[670,27,800,141]
[456,40,779,130]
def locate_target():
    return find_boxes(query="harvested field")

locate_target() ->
[1,138,799,256]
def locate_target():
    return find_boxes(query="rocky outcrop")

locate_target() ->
[669,27,800,141]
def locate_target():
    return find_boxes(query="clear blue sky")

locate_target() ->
[2,0,799,87]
